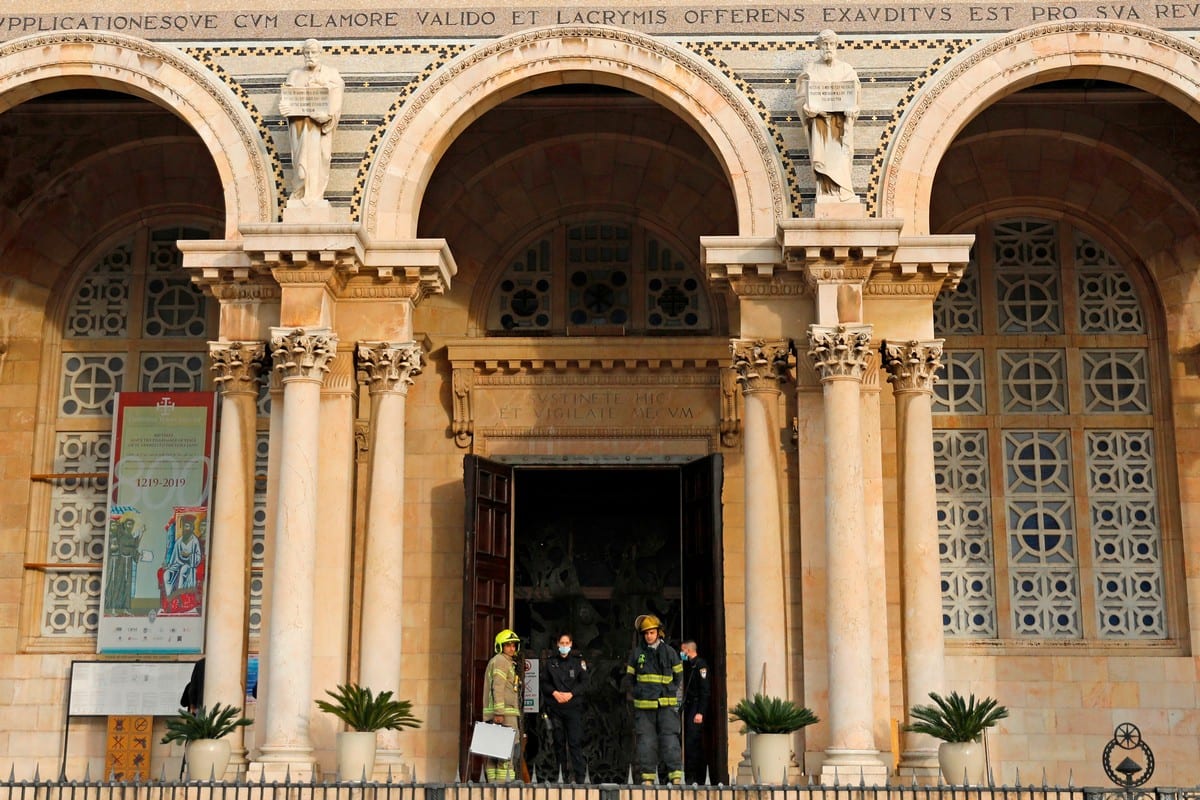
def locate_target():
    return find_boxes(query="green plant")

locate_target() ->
[160,703,252,744]
[904,691,1009,743]
[728,694,820,734]
[316,683,423,732]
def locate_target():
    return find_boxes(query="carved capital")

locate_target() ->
[807,324,874,382]
[880,339,944,394]
[730,339,792,393]
[209,341,267,394]
[356,341,424,394]
[270,327,337,382]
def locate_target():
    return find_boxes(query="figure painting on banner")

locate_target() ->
[103,507,149,616]
[159,507,208,614]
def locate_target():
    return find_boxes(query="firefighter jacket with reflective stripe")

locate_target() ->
[483,652,522,717]
[626,640,682,710]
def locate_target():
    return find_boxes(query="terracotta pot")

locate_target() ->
[749,732,792,785]
[337,730,379,781]
[186,738,231,781]
[938,740,986,785]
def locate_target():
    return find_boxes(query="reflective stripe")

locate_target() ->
[672,663,683,673]
[658,696,678,707]
[633,699,659,709]
[636,674,672,684]
[626,665,635,674]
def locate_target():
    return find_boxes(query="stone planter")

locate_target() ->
[749,732,792,785]
[938,740,986,785]
[337,730,379,781]
[185,738,231,781]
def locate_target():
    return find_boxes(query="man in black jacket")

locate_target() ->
[541,632,588,782]
[680,640,710,784]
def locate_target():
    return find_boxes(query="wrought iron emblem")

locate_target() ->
[1102,722,1154,788]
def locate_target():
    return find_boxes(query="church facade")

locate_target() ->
[2,0,1200,786]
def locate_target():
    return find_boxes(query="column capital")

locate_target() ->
[209,341,267,394]
[808,324,874,382]
[880,339,944,394]
[730,339,792,393]
[270,327,337,382]
[356,341,424,394]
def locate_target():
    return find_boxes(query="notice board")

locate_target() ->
[68,660,195,716]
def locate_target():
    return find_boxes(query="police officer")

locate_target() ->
[541,631,588,782]
[625,614,683,785]
[679,640,711,784]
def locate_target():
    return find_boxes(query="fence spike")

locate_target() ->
[627,765,634,784]
[1042,767,1049,788]
[1067,769,1073,788]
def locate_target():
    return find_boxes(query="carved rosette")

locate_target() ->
[807,324,874,382]
[730,339,793,394]
[356,341,424,395]
[209,341,266,394]
[880,339,944,394]
[270,327,337,382]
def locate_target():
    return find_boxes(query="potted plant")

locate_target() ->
[904,691,1008,784]
[160,702,252,781]
[728,694,819,784]
[316,683,422,780]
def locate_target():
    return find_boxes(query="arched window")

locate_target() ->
[486,219,714,335]
[933,218,1169,641]
[36,223,216,642]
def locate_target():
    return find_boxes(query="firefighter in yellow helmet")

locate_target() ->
[625,614,683,784]
[482,628,523,781]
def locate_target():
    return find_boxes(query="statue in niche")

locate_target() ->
[279,38,344,206]
[795,29,861,203]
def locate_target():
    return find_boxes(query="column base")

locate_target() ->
[896,749,941,784]
[248,750,319,783]
[373,750,412,782]
[819,749,888,786]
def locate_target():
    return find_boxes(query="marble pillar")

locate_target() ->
[881,340,947,776]
[205,341,265,774]
[252,327,337,779]
[808,324,887,784]
[355,341,423,777]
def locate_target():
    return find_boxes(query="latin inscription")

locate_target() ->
[479,387,710,428]
[4,3,1200,40]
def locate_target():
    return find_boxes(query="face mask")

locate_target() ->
[558,645,571,655]
[681,653,689,661]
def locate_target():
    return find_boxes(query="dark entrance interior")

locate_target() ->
[462,456,727,784]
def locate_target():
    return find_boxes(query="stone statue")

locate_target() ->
[279,39,344,206]
[795,30,861,204]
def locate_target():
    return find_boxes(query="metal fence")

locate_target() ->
[2,774,1199,800]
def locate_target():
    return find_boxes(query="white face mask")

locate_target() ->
[558,645,571,655]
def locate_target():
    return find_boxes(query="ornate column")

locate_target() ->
[205,341,265,774]
[253,327,337,779]
[356,340,424,776]
[881,339,947,776]
[808,324,887,784]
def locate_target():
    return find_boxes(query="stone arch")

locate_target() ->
[364,25,788,240]
[0,30,276,236]
[881,20,1200,234]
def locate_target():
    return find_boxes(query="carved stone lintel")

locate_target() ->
[356,341,424,395]
[209,341,267,393]
[270,327,337,382]
[730,339,793,393]
[452,367,475,448]
[807,324,874,382]
[880,339,944,394]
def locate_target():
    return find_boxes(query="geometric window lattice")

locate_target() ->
[140,353,207,392]
[1076,230,1144,334]
[934,430,997,637]
[42,572,102,637]
[645,237,709,331]
[933,349,986,415]
[999,349,1067,414]
[65,239,133,339]
[934,216,1163,642]
[249,432,270,642]
[933,251,982,336]
[567,223,632,328]
[144,227,209,337]
[1086,430,1165,638]
[60,353,125,417]
[493,238,553,332]
[994,219,1061,334]
[1004,430,1081,637]
[1082,349,1150,414]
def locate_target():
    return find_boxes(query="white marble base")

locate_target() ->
[806,199,867,219]
[282,198,350,224]
[819,750,889,786]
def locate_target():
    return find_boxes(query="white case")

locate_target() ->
[469,721,517,759]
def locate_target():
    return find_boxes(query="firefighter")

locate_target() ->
[625,614,683,785]
[482,628,523,782]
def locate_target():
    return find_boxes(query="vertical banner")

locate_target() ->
[98,392,218,654]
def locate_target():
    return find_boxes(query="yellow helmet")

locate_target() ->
[635,614,663,633]
[494,628,521,652]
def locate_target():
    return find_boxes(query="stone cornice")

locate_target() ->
[880,339,944,393]
[270,327,337,382]
[444,336,729,373]
[730,339,793,393]
[209,341,266,393]
[868,235,974,295]
[356,341,425,394]
[808,324,874,382]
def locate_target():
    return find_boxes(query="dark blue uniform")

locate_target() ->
[541,650,588,781]
[681,655,711,784]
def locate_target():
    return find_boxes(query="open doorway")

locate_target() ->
[461,456,727,784]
